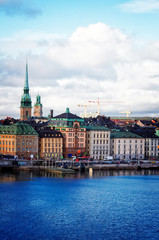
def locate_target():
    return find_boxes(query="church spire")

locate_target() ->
[20,61,32,120]
[24,61,29,90]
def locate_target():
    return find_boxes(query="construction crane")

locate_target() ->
[88,98,122,116]
[78,104,88,118]
[120,110,132,118]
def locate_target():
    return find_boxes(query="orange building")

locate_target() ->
[0,123,38,159]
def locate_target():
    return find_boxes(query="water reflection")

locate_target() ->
[0,169,159,182]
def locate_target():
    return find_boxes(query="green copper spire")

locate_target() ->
[24,61,29,90]
[34,94,42,106]
[20,62,32,108]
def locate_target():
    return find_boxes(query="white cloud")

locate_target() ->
[1,22,159,118]
[119,0,159,13]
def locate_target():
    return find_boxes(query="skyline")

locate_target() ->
[1,0,159,118]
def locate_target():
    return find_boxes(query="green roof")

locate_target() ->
[86,126,109,131]
[0,123,38,135]
[111,131,142,139]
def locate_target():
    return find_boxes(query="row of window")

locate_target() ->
[44,143,61,148]
[93,151,109,155]
[117,145,143,149]
[68,133,85,137]
[68,143,84,147]
[44,149,62,153]
[93,134,109,138]
[17,147,37,152]
[117,150,143,154]
[116,139,143,143]
[0,136,15,138]
[44,138,62,143]
[68,138,84,142]
[0,147,14,152]
[93,140,109,145]
[93,146,108,149]
[0,141,14,145]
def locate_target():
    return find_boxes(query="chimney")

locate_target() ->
[50,109,53,118]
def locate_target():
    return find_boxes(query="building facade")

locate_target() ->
[37,127,63,160]
[50,108,86,158]
[20,63,32,120]
[86,126,110,160]
[0,122,38,159]
[110,131,145,160]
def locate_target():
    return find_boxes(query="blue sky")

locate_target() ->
[1,0,159,118]
[1,0,159,41]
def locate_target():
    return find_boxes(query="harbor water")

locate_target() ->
[0,170,159,240]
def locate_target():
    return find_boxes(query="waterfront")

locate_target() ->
[0,171,159,240]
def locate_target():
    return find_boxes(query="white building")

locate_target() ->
[145,137,159,159]
[110,131,145,160]
[86,126,110,160]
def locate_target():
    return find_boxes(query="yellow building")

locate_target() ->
[37,127,63,160]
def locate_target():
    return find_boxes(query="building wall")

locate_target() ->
[39,137,63,160]
[55,122,86,157]
[86,130,110,160]
[0,135,16,155]
[0,134,38,159]
[145,138,159,159]
[110,138,145,160]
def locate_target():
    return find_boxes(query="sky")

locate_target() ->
[1,0,159,118]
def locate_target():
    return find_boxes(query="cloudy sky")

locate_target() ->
[1,0,159,118]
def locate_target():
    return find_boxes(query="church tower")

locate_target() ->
[34,94,43,117]
[20,62,32,120]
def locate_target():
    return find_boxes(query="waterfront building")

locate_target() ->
[36,126,63,160]
[20,63,32,120]
[86,126,110,160]
[110,131,145,160]
[49,108,86,158]
[34,94,43,117]
[135,128,159,159]
[0,122,38,159]
[129,126,159,159]
[144,137,159,159]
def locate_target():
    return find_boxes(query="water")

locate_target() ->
[0,170,159,240]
